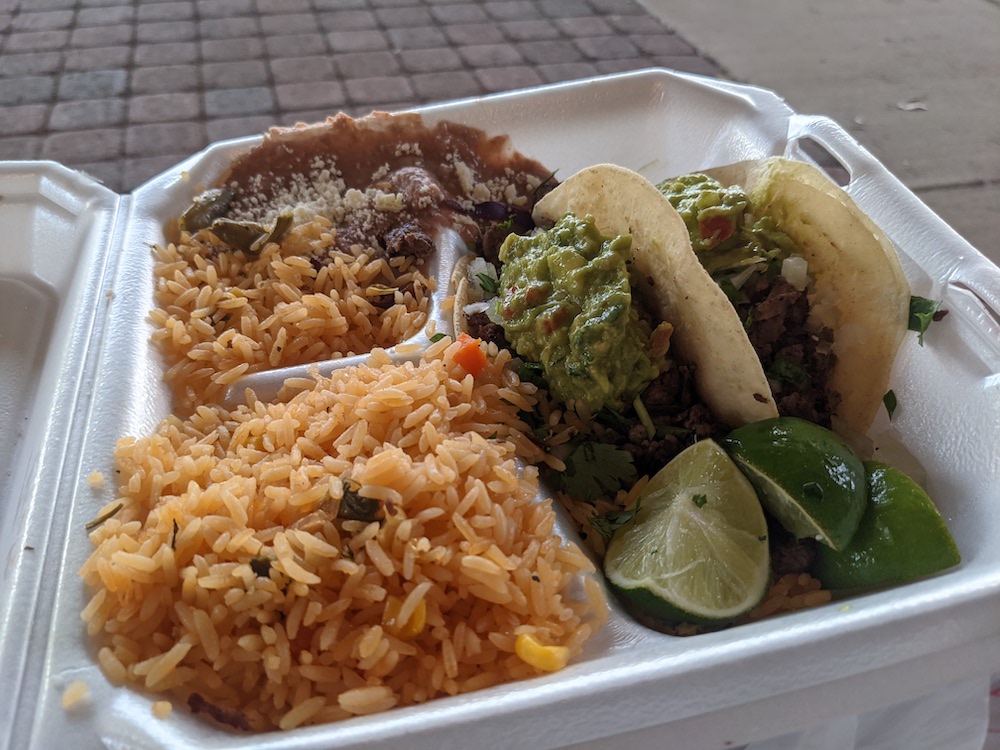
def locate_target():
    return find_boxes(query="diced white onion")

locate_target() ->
[467,257,499,300]
[781,255,810,292]
[463,300,504,325]
[730,265,758,290]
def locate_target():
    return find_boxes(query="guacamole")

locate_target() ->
[657,173,799,279]
[496,214,659,412]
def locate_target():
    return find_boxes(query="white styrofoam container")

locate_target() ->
[1,69,998,750]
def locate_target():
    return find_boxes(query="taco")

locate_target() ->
[657,158,910,436]
[451,163,779,480]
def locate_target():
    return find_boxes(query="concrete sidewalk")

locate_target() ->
[0,0,995,265]
[642,0,1000,266]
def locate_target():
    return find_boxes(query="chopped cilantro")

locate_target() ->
[692,493,708,508]
[595,405,631,432]
[430,332,446,343]
[516,360,546,386]
[249,556,273,578]
[550,441,637,503]
[908,296,946,345]
[589,498,642,541]
[769,359,811,390]
[84,502,123,531]
[476,272,499,295]
[883,389,897,419]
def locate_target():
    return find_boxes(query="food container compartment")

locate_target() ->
[2,68,999,750]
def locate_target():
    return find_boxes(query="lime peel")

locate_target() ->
[604,439,771,626]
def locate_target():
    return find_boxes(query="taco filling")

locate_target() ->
[452,164,777,486]
[656,158,910,437]
[658,172,839,426]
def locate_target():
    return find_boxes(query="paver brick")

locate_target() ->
[266,33,329,57]
[128,93,201,124]
[0,77,55,107]
[42,128,123,163]
[499,19,561,42]
[57,70,129,101]
[6,29,70,52]
[72,162,124,191]
[198,0,255,19]
[593,57,653,75]
[366,0,423,7]
[0,52,61,77]
[312,0,366,9]
[124,153,192,191]
[199,17,260,40]
[474,65,543,93]
[203,86,275,118]
[64,47,132,72]
[27,0,76,9]
[125,121,205,157]
[0,104,49,135]
[399,47,463,74]
[134,42,199,66]
[317,10,377,32]
[574,35,640,60]
[539,0,593,18]
[256,0,312,13]
[201,37,265,62]
[202,61,270,89]
[518,40,583,65]
[269,57,337,84]
[374,7,432,27]
[0,136,43,161]
[430,4,489,24]
[410,70,481,102]
[555,16,614,36]
[260,13,318,35]
[50,98,127,131]
[130,65,201,94]
[204,115,274,143]
[536,61,601,83]
[588,0,645,13]
[70,25,133,49]
[9,0,728,198]
[137,2,194,22]
[483,1,544,21]
[345,76,415,106]
[11,10,74,31]
[275,81,346,111]
[442,23,505,45]
[458,44,525,68]
[137,21,197,45]
[335,51,401,79]
[386,26,447,50]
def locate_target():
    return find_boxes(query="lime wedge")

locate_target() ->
[812,462,960,590]
[603,439,771,625]
[723,417,866,551]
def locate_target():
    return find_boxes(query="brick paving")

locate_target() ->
[0,0,726,192]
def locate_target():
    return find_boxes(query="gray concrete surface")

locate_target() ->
[641,0,1000,267]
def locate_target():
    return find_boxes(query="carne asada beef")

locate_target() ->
[735,273,839,426]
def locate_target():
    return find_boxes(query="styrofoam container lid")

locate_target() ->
[1,69,998,750]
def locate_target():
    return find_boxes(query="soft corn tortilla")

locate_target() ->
[529,164,779,428]
[700,158,910,435]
